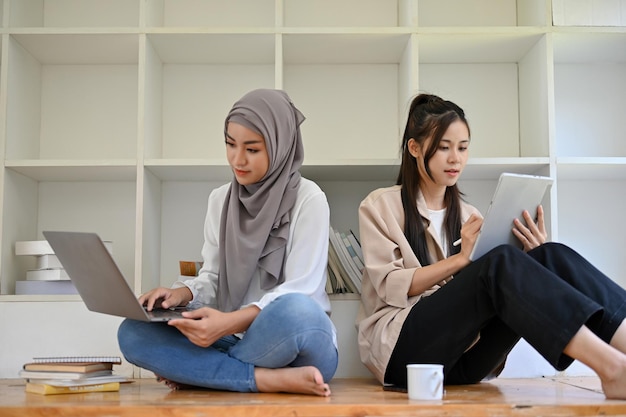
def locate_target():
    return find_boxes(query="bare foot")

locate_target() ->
[600,360,626,400]
[565,325,626,399]
[255,366,331,397]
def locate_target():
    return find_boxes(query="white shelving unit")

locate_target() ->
[0,0,624,379]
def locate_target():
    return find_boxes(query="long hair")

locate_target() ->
[396,94,469,266]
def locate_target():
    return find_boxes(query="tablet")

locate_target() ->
[468,172,553,261]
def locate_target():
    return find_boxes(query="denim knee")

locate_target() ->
[117,319,148,363]
[270,293,331,331]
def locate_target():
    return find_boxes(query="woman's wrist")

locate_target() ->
[177,286,193,306]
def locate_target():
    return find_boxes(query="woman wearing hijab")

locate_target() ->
[118,89,338,396]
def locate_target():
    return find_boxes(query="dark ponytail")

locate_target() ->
[397,94,469,265]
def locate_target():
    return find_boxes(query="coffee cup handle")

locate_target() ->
[431,373,442,397]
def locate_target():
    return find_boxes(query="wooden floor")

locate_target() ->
[2,377,626,417]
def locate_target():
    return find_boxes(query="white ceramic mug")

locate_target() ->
[406,364,444,400]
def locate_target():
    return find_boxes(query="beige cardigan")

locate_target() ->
[356,185,480,383]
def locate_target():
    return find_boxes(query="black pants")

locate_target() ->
[384,243,626,387]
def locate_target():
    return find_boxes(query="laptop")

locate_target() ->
[467,172,554,261]
[42,231,189,322]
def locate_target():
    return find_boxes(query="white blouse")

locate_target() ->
[172,178,333,317]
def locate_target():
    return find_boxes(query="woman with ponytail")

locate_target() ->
[357,93,626,399]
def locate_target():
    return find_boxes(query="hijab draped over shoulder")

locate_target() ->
[218,89,305,312]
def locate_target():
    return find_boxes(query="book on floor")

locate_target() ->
[26,381,121,395]
[30,375,129,387]
[31,356,122,364]
[20,357,121,380]
[20,356,128,395]
[23,362,114,373]
[19,369,114,380]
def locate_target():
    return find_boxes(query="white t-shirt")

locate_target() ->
[428,208,448,257]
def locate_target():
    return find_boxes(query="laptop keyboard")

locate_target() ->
[146,308,186,320]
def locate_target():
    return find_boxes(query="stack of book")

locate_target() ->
[14,239,112,295]
[327,226,364,295]
[20,356,127,395]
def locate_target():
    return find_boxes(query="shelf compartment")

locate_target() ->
[5,34,139,161]
[0,169,137,295]
[283,33,414,162]
[419,32,550,159]
[418,0,548,27]
[143,33,275,161]
[8,0,140,28]
[554,32,626,158]
[144,0,275,28]
[141,177,222,289]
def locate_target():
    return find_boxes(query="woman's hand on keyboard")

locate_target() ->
[139,286,193,311]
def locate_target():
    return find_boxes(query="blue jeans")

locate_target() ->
[117,293,338,392]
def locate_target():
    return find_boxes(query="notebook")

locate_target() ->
[467,172,554,261]
[42,231,189,322]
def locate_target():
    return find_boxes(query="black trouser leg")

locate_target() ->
[527,242,626,345]
[384,244,610,387]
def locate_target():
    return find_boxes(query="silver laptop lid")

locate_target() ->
[42,231,153,321]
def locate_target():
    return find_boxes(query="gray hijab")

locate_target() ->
[218,89,305,312]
